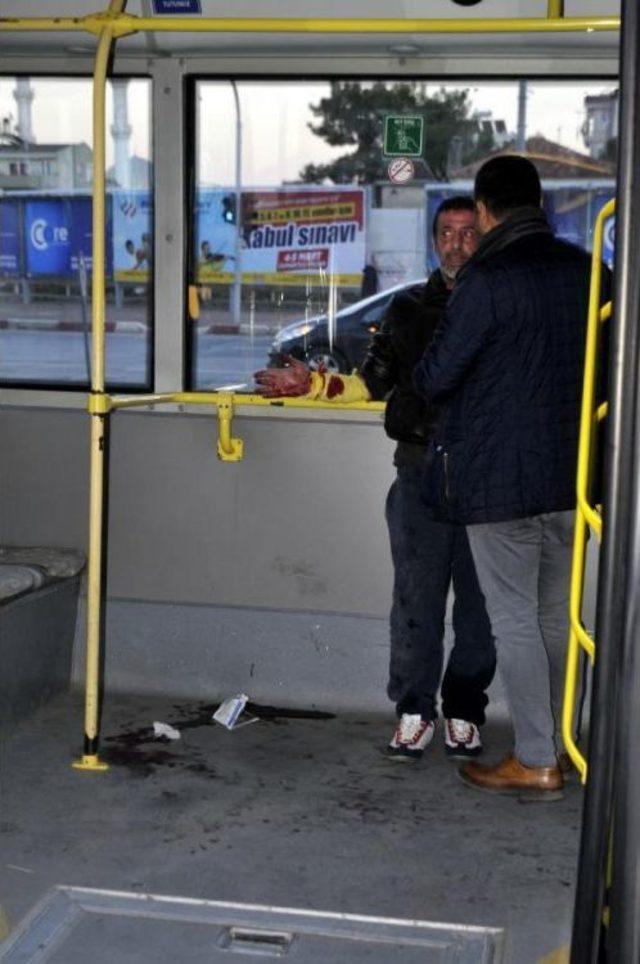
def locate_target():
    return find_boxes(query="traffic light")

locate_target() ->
[221,194,236,224]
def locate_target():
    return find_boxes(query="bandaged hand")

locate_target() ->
[254,356,312,397]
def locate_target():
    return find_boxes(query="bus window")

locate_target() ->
[0,76,153,390]
[188,78,617,393]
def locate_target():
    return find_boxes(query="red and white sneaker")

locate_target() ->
[387,714,435,760]
[444,718,482,758]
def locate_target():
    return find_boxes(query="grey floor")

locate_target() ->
[0,691,582,963]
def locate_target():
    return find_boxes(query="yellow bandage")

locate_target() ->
[307,371,371,403]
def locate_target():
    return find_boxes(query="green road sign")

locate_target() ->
[383,115,424,158]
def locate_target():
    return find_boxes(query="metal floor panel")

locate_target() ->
[0,887,503,963]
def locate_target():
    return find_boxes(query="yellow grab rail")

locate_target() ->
[71,0,129,774]
[87,390,385,463]
[0,12,620,36]
[562,198,615,783]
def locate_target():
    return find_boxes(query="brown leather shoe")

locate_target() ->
[460,753,564,801]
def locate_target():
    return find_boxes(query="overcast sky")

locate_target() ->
[0,77,615,186]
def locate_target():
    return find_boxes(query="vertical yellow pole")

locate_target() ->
[561,199,614,782]
[547,0,564,18]
[73,1,127,771]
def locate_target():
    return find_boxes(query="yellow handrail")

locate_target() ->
[562,198,615,783]
[72,0,128,774]
[108,391,385,413]
[0,13,619,36]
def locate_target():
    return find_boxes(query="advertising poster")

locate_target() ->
[0,199,21,278]
[242,188,365,286]
[25,199,72,276]
[602,214,615,269]
[195,189,237,283]
[196,187,366,287]
[426,183,615,271]
[112,190,153,281]
[24,196,110,279]
[590,190,616,269]
[545,187,614,260]
[68,197,96,274]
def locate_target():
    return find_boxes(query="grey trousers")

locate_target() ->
[466,511,574,767]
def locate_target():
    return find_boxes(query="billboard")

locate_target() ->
[545,186,615,267]
[25,199,71,276]
[425,182,615,271]
[23,197,104,278]
[196,187,366,287]
[68,197,95,274]
[195,189,237,283]
[602,214,615,268]
[112,190,153,282]
[0,199,21,278]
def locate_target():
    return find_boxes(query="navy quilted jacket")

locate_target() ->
[413,214,603,525]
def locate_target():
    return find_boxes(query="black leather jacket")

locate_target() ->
[360,269,449,447]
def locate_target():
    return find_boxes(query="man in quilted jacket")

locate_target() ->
[255,198,496,762]
[413,155,608,799]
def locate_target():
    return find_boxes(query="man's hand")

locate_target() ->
[254,356,313,398]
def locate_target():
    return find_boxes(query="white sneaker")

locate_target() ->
[387,714,435,760]
[444,718,482,758]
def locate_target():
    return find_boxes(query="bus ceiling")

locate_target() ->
[0,1,621,64]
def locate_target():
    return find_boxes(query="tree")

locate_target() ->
[300,81,496,184]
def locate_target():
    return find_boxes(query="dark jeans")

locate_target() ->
[385,462,496,725]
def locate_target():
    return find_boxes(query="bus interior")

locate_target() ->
[1,2,638,961]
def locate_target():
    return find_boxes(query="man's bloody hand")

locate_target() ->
[254,356,313,397]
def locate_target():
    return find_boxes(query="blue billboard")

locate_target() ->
[0,199,21,278]
[68,197,95,273]
[426,183,615,271]
[23,197,110,278]
[25,199,72,276]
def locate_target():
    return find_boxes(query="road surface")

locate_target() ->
[0,330,273,389]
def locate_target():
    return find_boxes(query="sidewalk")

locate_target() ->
[0,298,296,336]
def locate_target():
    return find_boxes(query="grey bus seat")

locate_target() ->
[0,546,86,726]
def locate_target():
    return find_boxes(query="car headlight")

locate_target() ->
[273,320,319,346]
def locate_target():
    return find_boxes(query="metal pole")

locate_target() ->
[73,0,128,773]
[230,80,242,326]
[570,0,640,957]
[1,14,617,35]
[516,80,527,153]
[547,0,564,18]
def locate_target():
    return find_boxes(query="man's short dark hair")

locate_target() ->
[432,195,475,237]
[474,155,542,218]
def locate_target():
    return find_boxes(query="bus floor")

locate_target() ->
[0,690,582,963]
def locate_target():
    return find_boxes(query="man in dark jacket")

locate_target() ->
[413,156,605,799]
[255,197,495,761]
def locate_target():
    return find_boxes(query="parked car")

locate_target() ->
[268,278,428,373]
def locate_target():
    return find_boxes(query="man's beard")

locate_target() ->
[441,264,459,284]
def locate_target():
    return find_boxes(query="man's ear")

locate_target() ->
[474,200,491,235]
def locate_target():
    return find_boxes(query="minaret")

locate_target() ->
[13,78,34,144]
[110,79,131,188]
